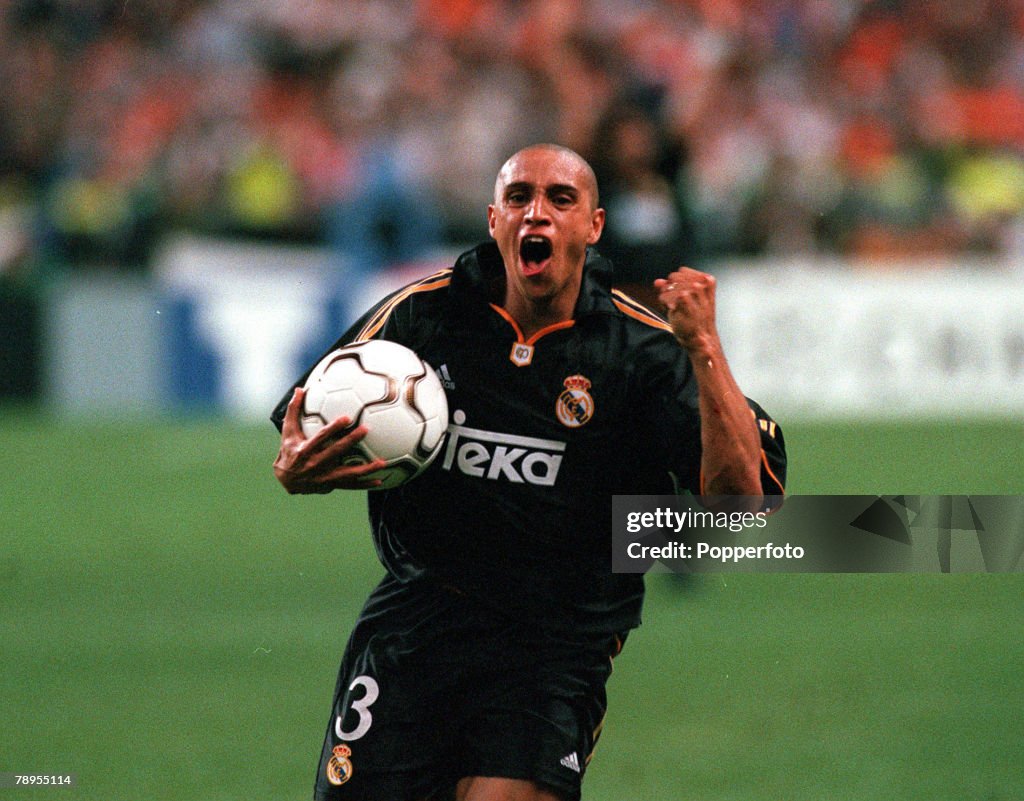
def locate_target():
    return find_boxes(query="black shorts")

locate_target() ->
[312,574,625,801]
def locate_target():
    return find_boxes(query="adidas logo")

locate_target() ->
[559,752,580,773]
[436,363,455,390]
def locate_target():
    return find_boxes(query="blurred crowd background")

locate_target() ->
[1,0,1023,286]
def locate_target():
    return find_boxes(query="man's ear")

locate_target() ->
[487,204,496,238]
[588,208,606,245]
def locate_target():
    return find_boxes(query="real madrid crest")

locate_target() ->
[556,374,594,428]
[326,744,354,786]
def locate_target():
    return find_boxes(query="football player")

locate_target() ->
[272,144,786,801]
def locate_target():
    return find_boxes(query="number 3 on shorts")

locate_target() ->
[334,675,380,742]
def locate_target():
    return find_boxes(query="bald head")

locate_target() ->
[494,144,600,211]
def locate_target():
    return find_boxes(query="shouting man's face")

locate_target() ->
[488,146,605,328]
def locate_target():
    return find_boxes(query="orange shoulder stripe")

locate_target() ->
[355,269,452,342]
[611,290,673,333]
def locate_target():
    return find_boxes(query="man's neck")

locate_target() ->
[502,287,579,340]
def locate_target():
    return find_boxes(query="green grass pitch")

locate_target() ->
[1,414,1022,800]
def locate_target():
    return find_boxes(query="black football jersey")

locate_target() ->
[272,243,787,635]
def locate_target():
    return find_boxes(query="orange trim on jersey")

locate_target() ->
[697,448,785,498]
[488,303,576,345]
[611,287,663,314]
[610,290,673,333]
[586,715,606,766]
[355,270,452,342]
[761,449,786,497]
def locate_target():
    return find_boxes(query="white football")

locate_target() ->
[301,339,449,489]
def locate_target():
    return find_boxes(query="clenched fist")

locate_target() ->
[654,268,720,355]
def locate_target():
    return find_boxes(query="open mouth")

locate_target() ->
[519,235,553,276]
